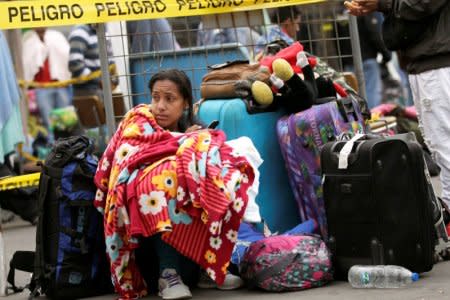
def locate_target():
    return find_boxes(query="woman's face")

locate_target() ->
[151,79,187,131]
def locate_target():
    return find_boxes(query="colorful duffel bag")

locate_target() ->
[240,234,333,292]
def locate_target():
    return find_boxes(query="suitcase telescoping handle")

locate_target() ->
[337,97,358,123]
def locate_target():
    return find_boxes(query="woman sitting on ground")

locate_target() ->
[94,69,255,300]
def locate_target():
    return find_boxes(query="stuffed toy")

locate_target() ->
[271,51,318,113]
[251,80,274,106]
[252,51,339,113]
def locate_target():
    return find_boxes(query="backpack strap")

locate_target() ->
[42,165,63,179]
[7,251,35,293]
[247,253,299,288]
[32,172,52,298]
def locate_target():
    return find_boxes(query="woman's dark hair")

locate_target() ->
[148,69,199,132]
[270,6,302,24]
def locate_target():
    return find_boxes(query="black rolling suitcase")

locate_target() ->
[321,133,442,279]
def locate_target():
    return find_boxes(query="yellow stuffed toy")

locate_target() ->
[251,80,274,106]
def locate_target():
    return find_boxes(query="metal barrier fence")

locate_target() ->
[100,0,365,138]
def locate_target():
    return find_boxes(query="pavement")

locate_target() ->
[1,177,449,300]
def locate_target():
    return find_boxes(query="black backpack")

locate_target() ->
[7,135,112,299]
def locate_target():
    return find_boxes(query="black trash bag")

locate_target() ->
[0,163,38,225]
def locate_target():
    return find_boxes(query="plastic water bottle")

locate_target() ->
[348,265,419,288]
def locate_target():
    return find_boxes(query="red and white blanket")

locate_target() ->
[94,104,254,299]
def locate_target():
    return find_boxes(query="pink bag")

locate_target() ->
[240,234,333,292]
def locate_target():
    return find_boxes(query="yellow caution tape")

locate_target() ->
[0,0,324,30]
[0,173,40,192]
[19,64,117,89]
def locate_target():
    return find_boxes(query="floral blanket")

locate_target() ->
[94,105,254,299]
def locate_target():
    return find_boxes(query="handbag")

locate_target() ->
[200,60,270,100]
[240,234,333,292]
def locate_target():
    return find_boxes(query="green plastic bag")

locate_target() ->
[49,106,78,132]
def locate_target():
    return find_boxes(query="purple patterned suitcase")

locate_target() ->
[276,96,366,239]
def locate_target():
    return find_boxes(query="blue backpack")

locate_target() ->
[8,136,112,299]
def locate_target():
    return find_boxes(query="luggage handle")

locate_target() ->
[337,97,358,123]
[207,60,250,70]
[328,134,367,167]
[337,133,365,169]
[329,133,412,168]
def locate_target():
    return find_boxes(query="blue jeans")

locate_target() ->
[152,234,182,274]
[363,59,382,109]
[35,87,71,130]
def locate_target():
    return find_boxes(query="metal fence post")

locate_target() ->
[348,14,367,99]
[96,23,116,140]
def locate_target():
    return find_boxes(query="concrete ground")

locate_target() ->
[2,177,449,300]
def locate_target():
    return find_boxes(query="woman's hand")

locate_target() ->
[185,124,203,133]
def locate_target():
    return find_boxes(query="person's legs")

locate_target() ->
[409,67,450,209]
[153,235,191,300]
[35,88,54,130]
[54,87,71,109]
[363,58,382,109]
[392,53,414,106]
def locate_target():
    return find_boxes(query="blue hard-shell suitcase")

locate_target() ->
[197,98,300,232]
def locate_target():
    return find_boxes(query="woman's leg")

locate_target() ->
[152,235,192,300]
[152,234,181,274]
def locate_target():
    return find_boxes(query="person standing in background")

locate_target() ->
[22,27,71,138]
[345,0,450,225]
[127,19,180,54]
[196,23,261,58]
[255,6,302,55]
[357,12,391,108]
[68,24,118,98]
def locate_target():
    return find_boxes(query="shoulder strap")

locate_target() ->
[247,253,299,288]
[32,171,51,296]
[7,251,35,293]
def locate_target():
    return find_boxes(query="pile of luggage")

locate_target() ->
[197,41,450,291]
